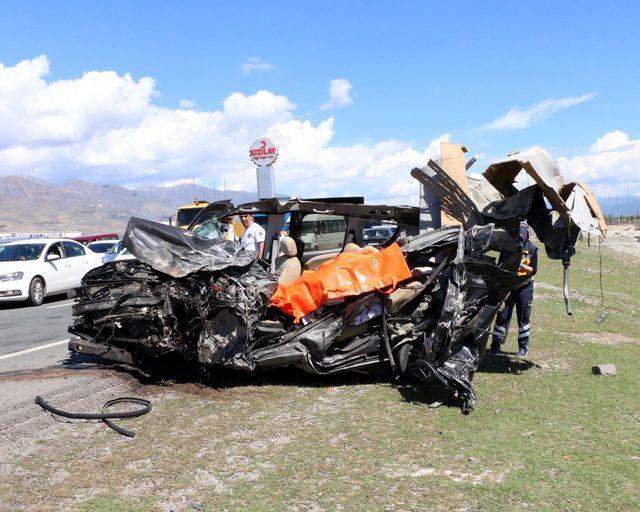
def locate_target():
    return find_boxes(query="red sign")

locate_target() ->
[249,138,279,167]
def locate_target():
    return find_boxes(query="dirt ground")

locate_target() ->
[600,223,640,258]
[0,367,146,467]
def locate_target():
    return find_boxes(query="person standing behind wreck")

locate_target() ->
[490,224,538,357]
[240,213,265,258]
[221,216,236,242]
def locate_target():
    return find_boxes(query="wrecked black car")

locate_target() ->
[68,144,605,412]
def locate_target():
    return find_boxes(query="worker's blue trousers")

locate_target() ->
[491,280,534,351]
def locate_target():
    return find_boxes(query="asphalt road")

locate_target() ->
[0,294,77,373]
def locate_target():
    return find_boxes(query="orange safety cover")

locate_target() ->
[270,243,412,323]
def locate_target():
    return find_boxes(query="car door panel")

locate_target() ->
[62,241,92,288]
[42,243,70,293]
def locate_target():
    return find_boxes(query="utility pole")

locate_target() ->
[627,184,630,224]
[619,194,622,225]
[88,203,102,232]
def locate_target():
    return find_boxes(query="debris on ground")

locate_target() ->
[591,364,617,376]
[35,395,152,437]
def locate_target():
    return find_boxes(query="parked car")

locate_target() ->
[71,233,119,245]
[101,241,136,264]
[87,240,119,254]
[362,225,398,245]
[0,238,103,306]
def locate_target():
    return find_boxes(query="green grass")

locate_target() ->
[81,497,150,512]
[1,239,639,511]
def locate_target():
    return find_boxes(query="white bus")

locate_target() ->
[300,214,347,251]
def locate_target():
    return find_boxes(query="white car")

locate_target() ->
[0,238,103,306]
[87,240,119,254]
[101,240,136,264]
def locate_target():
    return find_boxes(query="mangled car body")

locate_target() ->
[68,145,605,412]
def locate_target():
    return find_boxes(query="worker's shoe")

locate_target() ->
[516,347,528,357]
[489,337,503,355]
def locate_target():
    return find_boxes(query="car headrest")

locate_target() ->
[343,243,360,253]
[280,236,297,257]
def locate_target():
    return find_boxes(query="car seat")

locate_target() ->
[345,242,379,253]
[276,236,301,285]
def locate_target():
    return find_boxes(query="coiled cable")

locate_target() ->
[35,395,151,438]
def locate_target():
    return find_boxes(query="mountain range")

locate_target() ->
[1,174,636,234]
[0,175,258,234]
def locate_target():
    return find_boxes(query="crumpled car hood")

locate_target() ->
[123,217,255,278]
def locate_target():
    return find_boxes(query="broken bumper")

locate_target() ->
[68,336,135,365]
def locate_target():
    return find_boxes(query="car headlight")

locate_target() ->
[0,272,24,281]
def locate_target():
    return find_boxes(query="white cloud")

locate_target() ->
[481,93,595,130]
[0,56,445,206]
[0,56,155,148]
[241,57,275,74]
[321,78,353,110]
[590,130,631,151]
[557,130,640,197]
[179,99,196,109]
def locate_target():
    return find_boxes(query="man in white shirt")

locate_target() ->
[240,213,265,258]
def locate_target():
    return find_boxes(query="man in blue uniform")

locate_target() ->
[490,224,538,357]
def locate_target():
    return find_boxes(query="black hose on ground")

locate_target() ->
[35,396,151,438]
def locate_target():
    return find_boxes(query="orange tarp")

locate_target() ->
[270,243,412,323]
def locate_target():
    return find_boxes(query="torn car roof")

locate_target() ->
[483,147,568,214]
[482,146,605,238]
[560,182,607,238]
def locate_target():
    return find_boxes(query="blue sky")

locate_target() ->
[0,1,638,202]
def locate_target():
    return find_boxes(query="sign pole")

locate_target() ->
[256,165,276,200]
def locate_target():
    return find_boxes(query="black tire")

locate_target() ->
[395,342,425,382]
[27,277,45,306]
[396,343,412,376]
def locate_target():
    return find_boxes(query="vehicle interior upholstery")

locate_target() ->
[275,236,301,284]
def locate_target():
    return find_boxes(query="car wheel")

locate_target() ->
[395,342,425,382]
[28,277,45,306]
